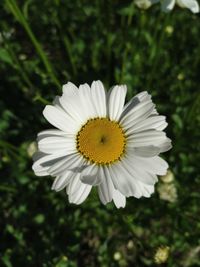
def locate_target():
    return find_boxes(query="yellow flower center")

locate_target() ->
[76,118,126,164]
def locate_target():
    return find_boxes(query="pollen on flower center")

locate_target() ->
[76,118,126,164]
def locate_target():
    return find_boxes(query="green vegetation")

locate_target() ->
[1,1,200,266]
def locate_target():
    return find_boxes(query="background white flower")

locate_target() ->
[157,182,178,202]
[32,81,172,208]
[134,0,199,12]
[134,0,155,9]
[161,0,199,13]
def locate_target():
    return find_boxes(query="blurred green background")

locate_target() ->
[1,0,200,266]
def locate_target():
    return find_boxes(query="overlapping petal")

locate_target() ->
[38,135,76,155]
[67,173,92,204]
[91,81,107,117]
[108,85,127,121]
[43,105,80,133]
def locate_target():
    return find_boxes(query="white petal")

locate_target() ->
[98,167,113,204]
[80,164,101,186]
[37,129,67,141]
[53,96,65,112]
[38,136,76,154]
[32,152,49,176]
[121,91,151,117]
[136,91,152,102]
[159,138,172,153]
[62,82,78,96]
[91,81,107,117]
[110,159,156,198]
[120,100,155,130]
[137,92,158,115]
[67,173,81,194]
[122,157,158,185]
[161,0,176,11]
[136,181,154,198]
[48,153,85,176]
[108,85,127,121]
[126,115,167,135]
[112,189,126,208]
[127,130,167,148]
[108,163,139,197]
[121,96,140,117]
[59,93,88,124]
[33,167,49,176]
[52,171,75,191]
[68,173,92,204]
[130,155,168,175]
[120,158,155,197]
[127,146,160,157]
[32,152,65,176]
[97,166,126,208]
[177,0,199,12]
[43,105,79,133]
[61,82,87,123]
[79,83,98,118]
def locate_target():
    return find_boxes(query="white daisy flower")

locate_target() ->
[134,0,154,9]
[161,0,199,13]
[32,81,172,208]
[134,0,160,9]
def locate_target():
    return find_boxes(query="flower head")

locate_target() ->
[32,81,172,208]
[154,246,170,264]
[160,169,174,183]
[27,141,37,158]
[157,183,178,203]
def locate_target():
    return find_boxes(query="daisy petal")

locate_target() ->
[121,91,152,117]
[62,82,78,96]
[91,81,107,117]
[38,136,76,155]
[68,173,92,204]
[112,189,126,208]
[59,93,88,124]
[136,91,152,102]
[108,85,127,121]
[37,129,68,141]
[98,166,126,207]
[126,115,167,135]
[48,153,85,176]
[43,105,79,133]
[32,152,49,176]
[52,171,75,191]
[131,155,168,175]
[108,163,140,197]
[80,164,101,186]
[159,138,172,153]
[136,181,154,198]
[98,167,113,204]
[122,157,158,185]
[127,130,167,147]
[52,96,60,109]
[128,146,160,157]
[32,152,65,176]
[120,100,155,130]
[79,83,97,118]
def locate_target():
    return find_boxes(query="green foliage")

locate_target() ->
[0,0,200,266]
